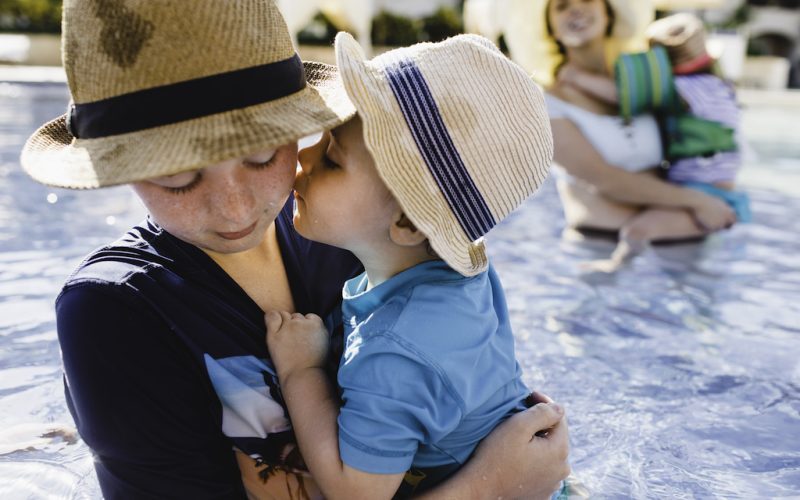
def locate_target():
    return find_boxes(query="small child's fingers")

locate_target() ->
[304,313,325,327]
[265,311,283,335]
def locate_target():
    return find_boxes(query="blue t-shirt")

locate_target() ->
[56,198,362,499]
[337,260,529,479]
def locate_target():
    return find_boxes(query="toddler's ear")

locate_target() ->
[389,211,428,247]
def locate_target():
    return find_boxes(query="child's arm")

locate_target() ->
[265,311,404,500]
[558,63,619,105]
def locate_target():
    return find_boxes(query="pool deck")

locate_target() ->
[0,64,67,84]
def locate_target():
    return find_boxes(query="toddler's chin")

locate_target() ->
[292,215,317,242]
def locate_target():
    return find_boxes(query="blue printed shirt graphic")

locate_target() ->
[204,355,289,439]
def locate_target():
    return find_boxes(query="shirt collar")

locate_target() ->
[342,259,460,319]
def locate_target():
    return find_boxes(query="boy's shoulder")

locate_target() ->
[381,266,500,345]
[63,219,174,290]
[343,264,519,411]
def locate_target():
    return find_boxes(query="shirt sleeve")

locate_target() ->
[57,283,247,499]
[336,335,464,474]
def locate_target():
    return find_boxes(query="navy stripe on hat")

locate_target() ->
[384,60,495,241]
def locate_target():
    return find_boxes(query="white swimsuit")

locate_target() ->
[545,94,663,179]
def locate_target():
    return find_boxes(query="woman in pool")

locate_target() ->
[505,0,736,243]
[20,1,569,498]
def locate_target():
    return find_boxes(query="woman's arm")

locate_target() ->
[550,118,736,231]
[418,395,569,500]
[558,63,620,105]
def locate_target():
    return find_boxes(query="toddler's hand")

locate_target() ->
[265,311,329,381]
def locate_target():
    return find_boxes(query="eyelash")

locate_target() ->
[164,155,276,195]
[323,152,340,170]
[244,156,276,170]
[165,173,203,195]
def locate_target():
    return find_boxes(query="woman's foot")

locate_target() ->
[580,239,648,273]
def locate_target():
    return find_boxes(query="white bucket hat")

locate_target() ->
[647,13,713,75]
[332,32,552,276]
[504,0,655,86]
[20,0,355,189]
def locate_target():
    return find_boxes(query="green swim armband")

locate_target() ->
[665,114,737,159]
[614,46,679,120]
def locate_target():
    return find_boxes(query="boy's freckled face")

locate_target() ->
[131,144,298,254]
[294,116,398,252]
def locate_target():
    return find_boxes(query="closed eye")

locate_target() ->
[243,158,275,169]
[322,155,340,170]
[244,150,277,169]
[164,172,203,194]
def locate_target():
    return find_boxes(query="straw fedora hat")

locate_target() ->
[20,0,355,189]
[647,13,713,75]
[504,0,655,87]
[332,32,552,276]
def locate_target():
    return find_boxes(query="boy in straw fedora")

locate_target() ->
[265,32,568,498]
[553,12,749,272]
[20,0,569,498]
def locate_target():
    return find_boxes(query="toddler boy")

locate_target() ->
[266,32,558,498]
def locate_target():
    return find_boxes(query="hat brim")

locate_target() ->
[334,32,489,277]
[20,61,356,189]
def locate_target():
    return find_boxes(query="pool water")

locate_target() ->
[1,82,798,499]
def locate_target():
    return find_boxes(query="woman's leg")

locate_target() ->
[556,179,638,233]
[584,207,707,272]
[620,207,707,243]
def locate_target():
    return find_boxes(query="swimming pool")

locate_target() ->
[1,81,798,498]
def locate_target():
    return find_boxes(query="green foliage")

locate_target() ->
[421,7,462,43]
[371,10,421,47]
[712,5,751,30]
[372,8,467,46]
[0,3,468,42]
[297,12,338,46]
[0,0,62,33]
[729,5,751,27]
